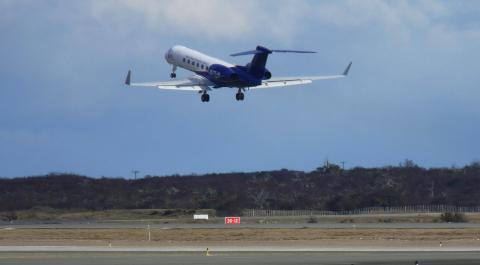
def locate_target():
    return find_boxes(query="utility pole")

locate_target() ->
[340,161,347,170]
[132,170,140,180]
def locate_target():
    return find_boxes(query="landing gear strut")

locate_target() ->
[235,89,245,101]
[201,92,210,102]
[170,65,177,78]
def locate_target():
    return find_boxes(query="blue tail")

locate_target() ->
[230,46,316,79]
[248,46,271,79]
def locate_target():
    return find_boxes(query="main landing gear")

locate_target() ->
[201,92,210,102]
[235,89,245,101]
[199,89,246,102]
[170,65,177,78]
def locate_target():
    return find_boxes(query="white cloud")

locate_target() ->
[3,1,479,45]
[87,0,310,43]
[313,0,480,46]
[85,0,480,47]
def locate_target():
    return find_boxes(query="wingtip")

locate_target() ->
[343,62,352,76]
[125,70,131,85]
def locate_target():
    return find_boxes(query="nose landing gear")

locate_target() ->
[170,65,177,78]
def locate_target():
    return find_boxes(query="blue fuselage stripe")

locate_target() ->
[195,67,263,88]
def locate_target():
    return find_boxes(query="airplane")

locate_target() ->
[125,45,351,102]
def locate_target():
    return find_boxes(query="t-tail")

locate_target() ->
[231,46,316,79]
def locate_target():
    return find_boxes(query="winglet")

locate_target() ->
[343,62,352,76]
[125,70,131,85]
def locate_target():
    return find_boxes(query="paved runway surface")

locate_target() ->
[3,246,480,252]
[0,252,479,265]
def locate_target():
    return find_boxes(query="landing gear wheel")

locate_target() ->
[170,65,177,78]
[236,92,244,101]
[201,93,210,102]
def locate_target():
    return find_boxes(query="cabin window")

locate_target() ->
[183,58,185,62]
[187,59,190,64]
[201,65,204,69]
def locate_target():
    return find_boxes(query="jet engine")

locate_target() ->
[263,70,272,80]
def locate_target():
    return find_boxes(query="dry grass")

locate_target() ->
[4,208,480,224]
[2,228,480,244]
[0,208,216,222]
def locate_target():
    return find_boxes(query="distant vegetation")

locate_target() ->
[1,160,480,215]
[440,212,467,223]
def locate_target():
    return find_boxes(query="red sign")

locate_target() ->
[224,217,241,224]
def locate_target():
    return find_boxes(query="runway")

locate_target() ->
[2,246,480,252]
[0,221,480,265]
[0,252,479,265]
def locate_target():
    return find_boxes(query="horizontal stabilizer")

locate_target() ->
[231,46,316,56]
[230,50,264,56]
[271,49,316,54]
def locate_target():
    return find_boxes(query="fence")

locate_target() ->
[243,205,480,217]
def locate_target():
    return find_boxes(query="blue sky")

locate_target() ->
[1,0,479,177]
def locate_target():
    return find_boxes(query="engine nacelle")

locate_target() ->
[208,64,238,80]
[264,71,272,80]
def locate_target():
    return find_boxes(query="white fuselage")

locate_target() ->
[164,45,234,74]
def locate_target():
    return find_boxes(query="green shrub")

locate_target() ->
[2,211,18,222]
[440,212,467,223]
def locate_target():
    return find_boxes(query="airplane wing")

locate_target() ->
[251,62,352,90]
[125,70,212,91]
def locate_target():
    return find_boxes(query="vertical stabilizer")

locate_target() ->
[248,46,272,79]
[229,46,316,79]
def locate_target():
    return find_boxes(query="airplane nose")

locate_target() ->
[164,49,171,63]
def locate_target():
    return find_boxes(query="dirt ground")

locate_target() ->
[2,228,480,248]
